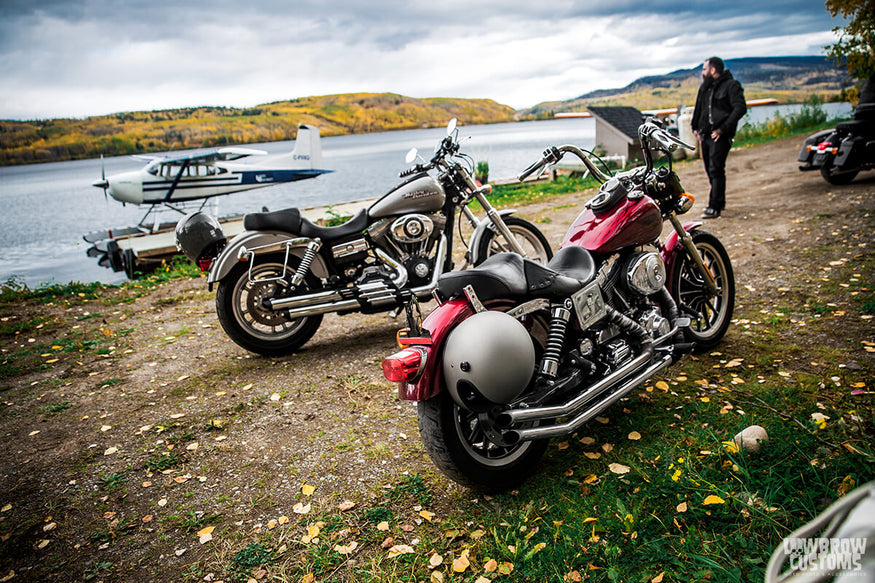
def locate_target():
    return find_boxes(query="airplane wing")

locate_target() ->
[136,147,269,166]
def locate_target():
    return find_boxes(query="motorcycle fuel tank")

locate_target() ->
[369,173,446,219]
[561,195,663,254]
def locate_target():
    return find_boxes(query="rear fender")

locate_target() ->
[798,129,835,163]
[398,298,473,402]
[661,221,702,295]
[208,230,330,285]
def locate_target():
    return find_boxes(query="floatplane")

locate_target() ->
[85,124,330,276]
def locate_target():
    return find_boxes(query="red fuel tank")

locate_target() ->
[561,195,662,254]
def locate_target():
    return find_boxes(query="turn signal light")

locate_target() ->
[382,348,426,382]
[677,193,695,214]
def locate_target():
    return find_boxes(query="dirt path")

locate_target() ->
[0,135,872,581]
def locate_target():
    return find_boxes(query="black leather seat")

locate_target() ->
[243,208,370,242]
[437,247,596,302]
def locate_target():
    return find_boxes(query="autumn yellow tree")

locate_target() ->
[825,0,875,79]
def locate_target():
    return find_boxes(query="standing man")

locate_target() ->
[692,57,746,219]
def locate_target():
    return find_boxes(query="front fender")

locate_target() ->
[468,209,516,265]
[661,221,702,295]
[208,230,330,285]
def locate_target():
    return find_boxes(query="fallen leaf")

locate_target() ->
[334,541,358,555]
[703,495,725,506]
[484,558,498,572]
[652,572,665,583]
[100,425,112,432]
[608,463,630,474]
[267,519,277,530]
[169,413,185,419]
[387,544,414,558]
[453,549,471,573]
[601,443,614,453]
[627,431,642,440]
[142,515,153,523]
[241,383,253,391]
[337,500,356,511]
[677,502,688,512]
[293,502,311,515]
[431,571,444,583]
[583,474,598,484]
[1,504,11,513]
[429,553,444,569]
[584,452,601,460]
[186,442,198,451]
[301,483,316,496]
[270,393,281,402]
[377,521,390,531]
[380,536,394,549]
[278,515,289,525]
[103,446,118,456]
[565,570,583,582]
[157,498,167,507]
[43,522,56,532]
[580,436,596,445]
[198,533,213,544]
[596,416,610,424]
[475,577,491,583]
[557,441,570,450]
[37,539,50,549]
[420,509,435,522]
[655,381,669,392]
[498,562,514,575]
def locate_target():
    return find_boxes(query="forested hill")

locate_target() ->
[0,93,515,166]
[519,56,854,119]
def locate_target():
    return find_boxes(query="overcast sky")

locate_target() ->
[0,0,841,120]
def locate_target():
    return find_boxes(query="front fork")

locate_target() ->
[458,168,527,259]
[666,212,719,295]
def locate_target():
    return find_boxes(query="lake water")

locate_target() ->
[0,103,852,287]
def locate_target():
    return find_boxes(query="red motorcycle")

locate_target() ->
[382,120,735,490]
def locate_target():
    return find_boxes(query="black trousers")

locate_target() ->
[700,135,732,211]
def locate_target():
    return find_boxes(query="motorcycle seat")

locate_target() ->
[835,119,875,134]
[438,250,595,302]
[243,208,370,242]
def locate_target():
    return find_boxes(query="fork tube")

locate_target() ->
[471,190,526,256]
[667,212,719,295]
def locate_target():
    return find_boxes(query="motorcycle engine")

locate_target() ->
[368,213,446,287]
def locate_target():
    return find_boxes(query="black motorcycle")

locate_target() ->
[799,79,875,185]
[176,119,552,356]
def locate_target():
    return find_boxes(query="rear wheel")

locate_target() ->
[417,391,548,491]
[216,253,323,356]
[669,230,735,351]
[820,162,858,185]
[476,216,552,265]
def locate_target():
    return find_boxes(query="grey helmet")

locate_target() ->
[442,310,536,412]
[175,212,226,265]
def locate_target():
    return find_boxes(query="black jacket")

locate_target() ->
[692,70,747,139]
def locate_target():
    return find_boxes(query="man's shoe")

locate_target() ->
[702,208,721,219]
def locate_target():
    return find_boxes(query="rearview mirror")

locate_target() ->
[405,148,418,164]
[447,118,457,135]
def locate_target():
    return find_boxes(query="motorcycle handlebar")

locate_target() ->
[399,164,424,178]
[518,145,612,184]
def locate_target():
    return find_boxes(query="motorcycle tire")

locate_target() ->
[216,252,323,356]
[669,230,735,351]
[475,216,553,265]
[820,162,859,185]
[417,390,549,491]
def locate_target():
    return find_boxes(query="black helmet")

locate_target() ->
[175,212,226,266]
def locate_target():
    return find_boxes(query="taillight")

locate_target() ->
[197,255,216,272]
[382,348,426,383]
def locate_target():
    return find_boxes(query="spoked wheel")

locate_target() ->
[417,390,548,491]
[216,253,323,356]
[416,309,549,490]
[476,216,552,265]
[669,230,735,351]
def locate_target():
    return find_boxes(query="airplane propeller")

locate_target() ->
[92,154,109,201]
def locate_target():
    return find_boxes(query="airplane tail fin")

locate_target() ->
[292,124,324,170]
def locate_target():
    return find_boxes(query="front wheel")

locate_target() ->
[417,390,548,491]
[475,216,552,265]
[215,253,323,356]
[669,230,735,351]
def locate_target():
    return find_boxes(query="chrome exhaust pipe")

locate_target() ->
[497,351,652,426]
[503,354,673,443]
[269,235,447,319]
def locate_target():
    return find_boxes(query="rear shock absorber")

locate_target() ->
[539,300,573,377]
[290,238,322,288]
